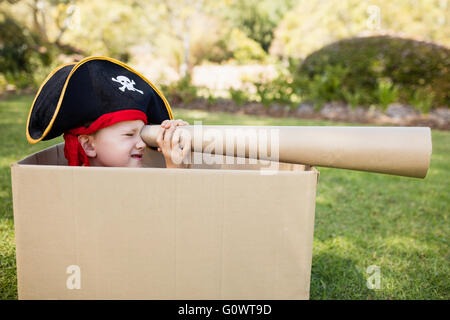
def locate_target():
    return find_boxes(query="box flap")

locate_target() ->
[15,143,315,172]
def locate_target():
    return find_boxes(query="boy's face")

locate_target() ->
[83,120,147,167]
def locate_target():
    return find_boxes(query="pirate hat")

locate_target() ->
[27,56,173,144]
[26,56,174,166]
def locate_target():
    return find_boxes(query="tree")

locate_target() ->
[0,9,53,88]
[221,0,297,52]
[271,0,450,59]
[1,0,83,53]
[134,0,213,77]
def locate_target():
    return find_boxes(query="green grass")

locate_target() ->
[1,95,449,299]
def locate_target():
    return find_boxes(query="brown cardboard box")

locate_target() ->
[11,143,319,299]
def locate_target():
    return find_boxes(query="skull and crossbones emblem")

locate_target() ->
[111,75,144,95]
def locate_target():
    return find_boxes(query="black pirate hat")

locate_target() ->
[26,56,173,144]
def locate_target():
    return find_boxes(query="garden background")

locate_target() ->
[0,0,449,299]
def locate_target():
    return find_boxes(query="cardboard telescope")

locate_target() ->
[141,125,432,178]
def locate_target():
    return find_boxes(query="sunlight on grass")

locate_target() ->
[314,236,358,253]
[382,236,442,255]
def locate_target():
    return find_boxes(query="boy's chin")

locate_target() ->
[127,161,143,168]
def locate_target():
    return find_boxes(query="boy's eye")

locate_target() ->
[124,133,134,136]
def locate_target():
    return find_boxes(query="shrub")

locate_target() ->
[191,27,268,65]
[408,89,435,114]
[239,59,302,108]
[300,64,349,107]
[160,75,198,104]
[299,36,450,109]
[252,72,295,107]
[376,78,399,111]
[229,88,248,106]
[342,89,362,109]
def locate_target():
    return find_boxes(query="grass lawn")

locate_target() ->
[0,94,448,299]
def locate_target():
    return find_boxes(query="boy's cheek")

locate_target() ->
[97,149,127,166]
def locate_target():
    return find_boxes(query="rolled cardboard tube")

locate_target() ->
[141,125,432,178]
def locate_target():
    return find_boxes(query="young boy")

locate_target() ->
[77,118,190,168]
[26,56,191,168]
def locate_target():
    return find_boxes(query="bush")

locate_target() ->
[229,88,248,106]
[0,11,53,90]
[251,70,297,107]
[376,78,399,111]
[191,27,268,65]
[235,59,302,107]
[299,64,349,107]
[160,75,198,105]
[409,89,434,114]
[299,36,450,109]
[341,89,362,109]
[224,60,350,109]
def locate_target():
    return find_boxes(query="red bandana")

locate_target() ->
[63,110,148,166]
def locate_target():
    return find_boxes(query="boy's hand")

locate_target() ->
[156,119,191,168]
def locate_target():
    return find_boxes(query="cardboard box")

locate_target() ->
[11,143,319,299]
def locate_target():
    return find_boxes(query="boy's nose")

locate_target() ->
[136,136,146,150]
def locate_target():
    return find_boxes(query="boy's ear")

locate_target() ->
[78,135,97,158]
